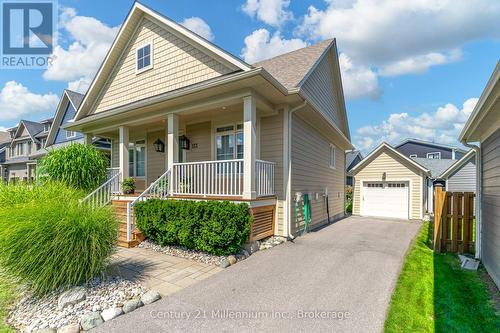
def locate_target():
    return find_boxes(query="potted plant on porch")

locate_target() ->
[122,178,136,195]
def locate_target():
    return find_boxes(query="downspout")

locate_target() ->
[285,101,308,240]
[462,142,481,259]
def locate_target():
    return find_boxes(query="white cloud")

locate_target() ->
[0,81,59,121]
[180,17,214,41]
[379,50,462,77]
[339,53,380,100]
[296,0,500,99]
[242,0,293,27]
[43,8,119,93]
[241,28,307,63]
[354,98,479,152]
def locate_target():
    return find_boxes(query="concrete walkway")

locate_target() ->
[96,216,421,333]
[108,248,223,296]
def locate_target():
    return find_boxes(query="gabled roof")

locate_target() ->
[460,61,500,142]
[254,39,333,89]
[395,138,467,153]
[346,150,363,171]
[350,142,430,175]
[13,120,44,142]
[46,89,85,147]
[74,1,252,121]
[439,149,476,179]
[411,157,456,179]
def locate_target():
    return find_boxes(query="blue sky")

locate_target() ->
[0,0,499,153]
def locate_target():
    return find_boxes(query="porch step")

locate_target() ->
[111,200,143,248]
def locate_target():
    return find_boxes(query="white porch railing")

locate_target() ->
[256,160,276,197]
[81,172,121,208]
[106,167,120,180]
[127,169,171,241]
[171,159,244,197]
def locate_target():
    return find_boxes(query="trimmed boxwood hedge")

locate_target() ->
[134,199,252,255]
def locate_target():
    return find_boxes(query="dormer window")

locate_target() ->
[43,124,50,132]
[427,152,441,159]
[136,43,152,73]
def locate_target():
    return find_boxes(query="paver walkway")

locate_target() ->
[97,216,421,333]
[107,247,222,296]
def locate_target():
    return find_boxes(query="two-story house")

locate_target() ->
[395,138,466,160]
[1,118,53,183]
[66,2,352,247]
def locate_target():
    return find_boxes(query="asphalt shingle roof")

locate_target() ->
[411,157,457,178]
[0,131,10,144]
[253,39,333,89]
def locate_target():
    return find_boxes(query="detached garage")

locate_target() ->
[350,143,430,220]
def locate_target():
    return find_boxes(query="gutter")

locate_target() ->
[285,101,308,240]
[462,141,482,259]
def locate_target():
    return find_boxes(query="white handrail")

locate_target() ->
[81,172,121,208]
[127,169,171,241]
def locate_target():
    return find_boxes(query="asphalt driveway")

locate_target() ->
[94,216,421,333]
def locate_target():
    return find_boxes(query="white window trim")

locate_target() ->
[66,130,76,139]
[214,123,244,160]
[409,154,417,158]
[135,41,153,74]
[329,144,336,169]
[426,152,441,159]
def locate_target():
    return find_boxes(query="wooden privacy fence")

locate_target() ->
[433,187,475,253]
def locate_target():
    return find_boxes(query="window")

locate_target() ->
[136,43,152,72]
[43,124,50,132]
[128,142,146,177]
[215,124,243,160]
[427,152,441,159]
[66,130,76,139]
[367,183,383,188]
[409,154,417,158]
[329,144,336,169]
[39,138,46,148]
[27,142,32,154]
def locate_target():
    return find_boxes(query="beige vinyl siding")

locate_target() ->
[147,130,166,184]
[481,127,500,287]
[260,112,284,199]
[352,150,423,219]
[290,114,345,235]
[185,122,211,162]
[301,52,346,135]
[93,17,233,114]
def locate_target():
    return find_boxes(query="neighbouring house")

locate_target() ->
[0,131,9,165]
[439,149,476,193]
[460,61,500,288]
[0,118,53,183]
[345,150,362,186]
[395,138,467,160]
[66,2,352,246]
[45,89,111,156]
[349,143,430,220]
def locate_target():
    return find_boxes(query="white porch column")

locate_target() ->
[83,133,93,145]
[118,126,129,183]
[243,94,257,199]
[167,113,179,171]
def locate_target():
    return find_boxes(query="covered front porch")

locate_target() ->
[94,93,279,200]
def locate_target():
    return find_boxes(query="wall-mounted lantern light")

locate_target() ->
[179,135,190,150]
[382,172,387,181]
[153,138,165,153]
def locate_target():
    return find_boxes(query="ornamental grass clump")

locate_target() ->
[38,144,108,192]
[0,182,118,295]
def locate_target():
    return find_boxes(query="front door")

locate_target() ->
[128,141,146,190]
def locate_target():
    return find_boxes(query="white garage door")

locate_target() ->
[361,182,409,219]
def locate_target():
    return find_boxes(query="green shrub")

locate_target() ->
[135,199,252,255]
[0,182,118,295]
[38,144,108,192]
[345,185,353,213]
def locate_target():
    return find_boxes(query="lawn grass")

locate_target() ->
[385,222,500,333]
[0,272,17,333]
